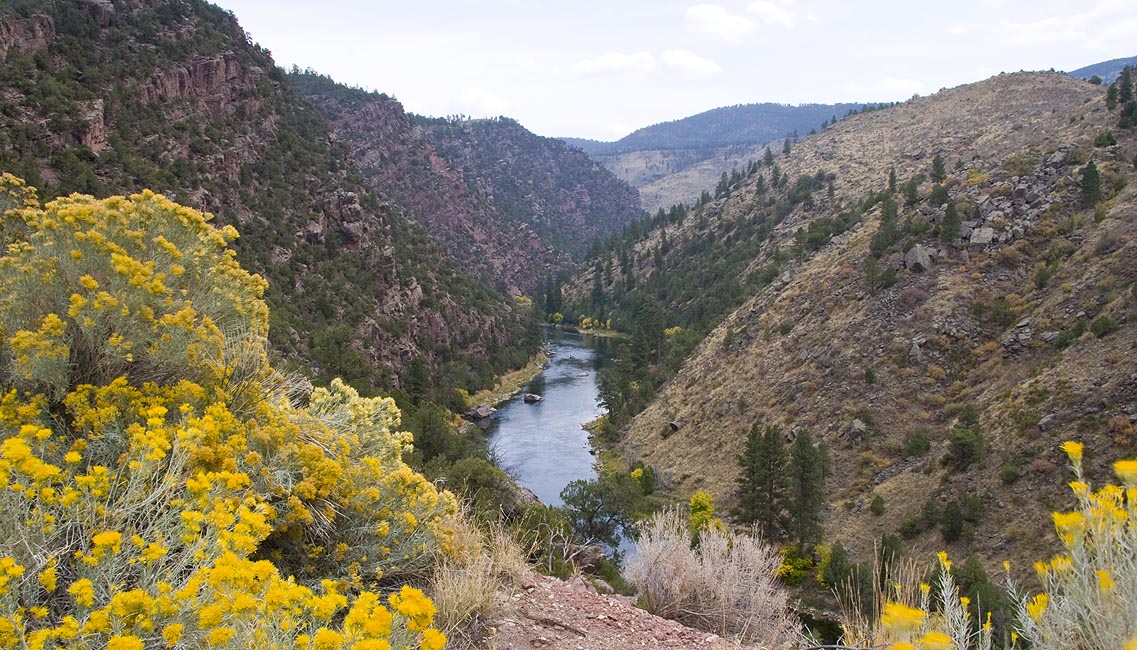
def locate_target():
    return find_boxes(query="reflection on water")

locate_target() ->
[485,329,610,507]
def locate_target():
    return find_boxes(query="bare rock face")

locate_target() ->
[323,191,368,244]
[139,53,255,114]
[295,76,642,294]
[0,14,55,56]
[78,0,114,27]
[77,99,108,153]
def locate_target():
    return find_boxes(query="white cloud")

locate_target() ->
[684,4,756,42]
[459,87,509,115]
[569,51,658,75]
[746,1,797,28]
[661,49,722,75]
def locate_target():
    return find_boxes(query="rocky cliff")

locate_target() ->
[574,72,1137,571]
[0,0,538,392]
[293,72,642,295]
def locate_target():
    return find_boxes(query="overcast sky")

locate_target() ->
[218,0,1137,140]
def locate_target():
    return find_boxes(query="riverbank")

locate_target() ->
[554,324,629,340]
[468,351,549,409]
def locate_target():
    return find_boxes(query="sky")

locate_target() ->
[218,0,1137,140]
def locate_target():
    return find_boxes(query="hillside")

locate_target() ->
[0,0,539,393]
[569,72,1137,572]
[293,71,642,294]
[564,102,873,212]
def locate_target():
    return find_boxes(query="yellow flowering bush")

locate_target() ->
[1008,442,1137,649]
[0,181,452,648]
[874,552,994,650]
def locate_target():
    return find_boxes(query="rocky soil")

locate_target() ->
[484,572,726,650]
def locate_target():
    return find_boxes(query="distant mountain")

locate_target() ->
[0,0,538,393]
[292,71,642,294]
[569,102,871,156]
[1069,55,1137,83]
[562,102,878,211]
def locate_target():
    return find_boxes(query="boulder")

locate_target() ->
[969,227,995,246]
[499,482,541,520]
[903,244,934,272]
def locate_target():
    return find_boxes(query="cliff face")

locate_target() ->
[293,73,642,294]
[0,0,537,392]
[574,72,1137,570]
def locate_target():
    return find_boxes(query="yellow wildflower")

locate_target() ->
[420,628,447,650]
[37,564,56,592]
[1060,440,1083,463]
[919,631,952,650]
[1053,510,1086,546]
[1026,593,1048,622]
[68,578,95,607]
[389,585,437,632]
[162,623,184,644]
[881,602,926,634]
[1114,460,1137,485]
[208,627,235,645]
[106,635,144,650]
[1097,570,1115,592]
[313,628,344,650]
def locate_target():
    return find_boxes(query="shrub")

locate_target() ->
[904,429,931,457]
[864,367,876,384]
[945,427,985,470]
[870,494,885,516]
[1094,131,1117,147]
[625,508,798,645]
[0,182,450,648]
[1091,314,1119,338]
[941,500,964,542]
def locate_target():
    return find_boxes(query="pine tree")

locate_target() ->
[1081,160,1102,206]
[1119,66,1134,104]
[941,201,961,242]
[787,429,824,550]
[735,424,786,539]
[764,146,775,166]
[1107,83,1119,110]
[888,167,897,193]
[783,138,792,155]
[931,154,947,183]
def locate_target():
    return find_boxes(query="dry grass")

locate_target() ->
[429,510,529,645]
[625,508,799,647]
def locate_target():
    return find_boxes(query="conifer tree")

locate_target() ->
[1119,66,1134,104]
[941,201,961,242]
[888,167,897,193]
[764,146,775,166]
[1081,160,1102,206]
[734,423,786,539]
[783,138,792,155]
[931,154,947,183]
[1106,82,1119,110]
[787,429,824,550]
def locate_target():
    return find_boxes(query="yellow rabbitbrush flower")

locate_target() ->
[0,181,452,649]
[1114,460,1137,485]
[1010,448,1137,650]
[881,602,926,635]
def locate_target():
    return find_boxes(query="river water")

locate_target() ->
[485,329,611,507]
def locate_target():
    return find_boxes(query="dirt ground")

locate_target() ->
[483,571,727,649]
